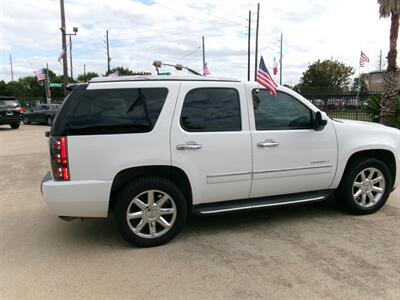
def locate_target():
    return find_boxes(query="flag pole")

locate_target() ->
[46,63,50,103]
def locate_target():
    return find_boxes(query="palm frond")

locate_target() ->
[378,0,400,18]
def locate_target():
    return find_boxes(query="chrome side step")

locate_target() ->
[192,190,332,215]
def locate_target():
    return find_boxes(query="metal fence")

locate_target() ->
[17,97,64,108]
[298,90,385,122]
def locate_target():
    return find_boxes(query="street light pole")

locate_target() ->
[65,27,78,81]
[59,0,68,96]
[69,35,73,80]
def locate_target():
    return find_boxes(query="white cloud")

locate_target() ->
[0,0,394,84]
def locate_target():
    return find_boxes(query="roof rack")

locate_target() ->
[89,75,241,83]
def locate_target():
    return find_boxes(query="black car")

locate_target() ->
[23,104,61,126]
[0,96,24,129]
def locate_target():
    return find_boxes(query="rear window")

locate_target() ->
[0,100,19,108]
[51,85,168,136]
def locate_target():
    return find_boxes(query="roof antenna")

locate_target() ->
[152,61,202,76]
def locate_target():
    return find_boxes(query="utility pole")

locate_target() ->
[83,64,86,81]
[379,49,382,71]
[59,0,68,96]
[202,36,205,76]
[279,33,283,85]
[247,10,251,81]
[254,3,260,80]
[9,54,14,81]
[106,30,111,73]
[69,35,73,80]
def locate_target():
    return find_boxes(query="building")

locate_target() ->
[368,70,400,91]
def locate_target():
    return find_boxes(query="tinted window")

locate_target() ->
[0,100,19,108]
[51,85,168,136]
[252,89,312,130]
[181,88,241,132]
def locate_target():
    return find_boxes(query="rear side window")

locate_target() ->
[52,85,168,135]
[180,88,241,132]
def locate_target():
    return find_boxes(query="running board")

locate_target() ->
[192,190,333,215]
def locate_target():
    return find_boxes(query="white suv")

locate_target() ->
[41,76,400,247]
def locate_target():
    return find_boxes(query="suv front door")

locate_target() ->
[171,82,252,205]
[248,87,337,198]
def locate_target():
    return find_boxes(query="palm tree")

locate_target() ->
[378,0,400,126]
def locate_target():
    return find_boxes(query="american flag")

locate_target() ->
[203,62,210,76]
[107,71,119,78]
[359,51,369,67]
[256,56,278,96]
[34,69,46,81]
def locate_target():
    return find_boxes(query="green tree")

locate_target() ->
[377,0,400,126]
[351,73,369,94]
[105,67,152,76]
[105,67,135,76]
[77,72,99,82]
[295,60,354,94]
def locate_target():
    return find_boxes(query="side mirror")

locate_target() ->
[313,111,328,131]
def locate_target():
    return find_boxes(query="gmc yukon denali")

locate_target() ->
[41,76,400,247]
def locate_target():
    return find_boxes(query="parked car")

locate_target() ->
[23,104,61,126]
[41,76,400,247]
[0,96,24,129]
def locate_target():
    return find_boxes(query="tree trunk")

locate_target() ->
[380,13,399,127]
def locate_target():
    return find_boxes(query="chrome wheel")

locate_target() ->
[126,189,177,239]
[352,167,386,208]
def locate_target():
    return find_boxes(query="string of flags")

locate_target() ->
[58,42,70,64]
[107,70,119,78]
[203,62,210,76]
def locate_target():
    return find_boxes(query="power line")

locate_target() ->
[178,46,201,59]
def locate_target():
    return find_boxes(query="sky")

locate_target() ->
[0,0,395,84]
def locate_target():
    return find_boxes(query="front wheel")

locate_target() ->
[10,122,20,129]
[335,158,392,214]
[114,177,188,247]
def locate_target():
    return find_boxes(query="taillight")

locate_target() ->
[50,136,70,181]
[17,107,25,113]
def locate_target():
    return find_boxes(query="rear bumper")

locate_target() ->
[41,172,112,218]
[0,114,23,124]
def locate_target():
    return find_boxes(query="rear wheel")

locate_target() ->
[23,116,30,124]
[114,177,188,247]
[47,116,53,126]
[10,122,20,129]
[335,158,392,214]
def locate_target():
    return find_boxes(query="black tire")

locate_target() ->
[10,122,20,129]
[114,177,188,247]
[335,157,392,215]
[47,116,53,126]
[23,117,30,124]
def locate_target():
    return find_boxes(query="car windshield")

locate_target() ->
[0,100,18,108]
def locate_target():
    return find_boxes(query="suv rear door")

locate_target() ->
[171,81,252,205]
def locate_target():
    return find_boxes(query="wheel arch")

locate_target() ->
[108,165,192,214]
[340,149,396,188]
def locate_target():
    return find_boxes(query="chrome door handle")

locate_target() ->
[257,140,279,148]
[176,143,203,150]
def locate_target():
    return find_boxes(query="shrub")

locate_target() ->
[367,95,400,128]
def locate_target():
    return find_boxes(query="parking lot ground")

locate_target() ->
[1,125,400,299]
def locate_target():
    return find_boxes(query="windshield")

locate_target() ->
[0,100,19,108]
